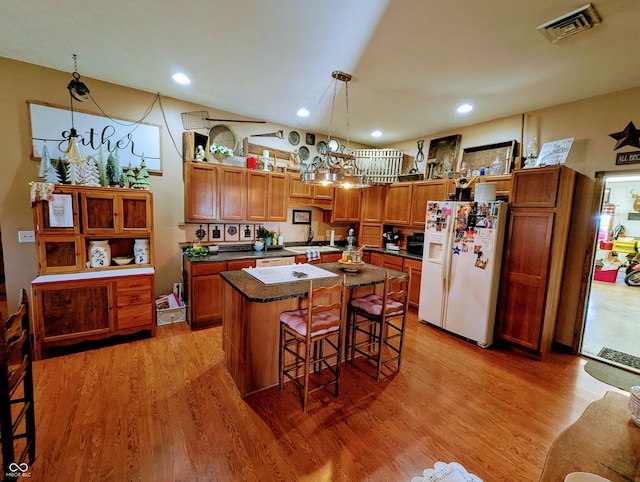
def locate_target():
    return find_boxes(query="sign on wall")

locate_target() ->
[615,150,640,166]
[28,101,162,174]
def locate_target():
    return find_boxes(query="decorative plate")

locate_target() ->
[328,138,340,152]
[317,141,327,155]
[288,130,300,146]
[298,146,310,161]
[312,156,323,168]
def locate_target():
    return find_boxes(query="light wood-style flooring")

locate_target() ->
[28,312,620,482]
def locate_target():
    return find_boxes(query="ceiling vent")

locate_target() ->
[537,3,601,43]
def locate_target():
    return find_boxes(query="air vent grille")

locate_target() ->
[537,3,601,43]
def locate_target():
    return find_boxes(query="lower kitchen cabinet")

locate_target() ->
[31,269,155,360]
[403,258,422,310]
[184,258,226,330]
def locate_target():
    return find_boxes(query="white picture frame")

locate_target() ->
[209,224,223,241]
[240,224,254,241]
[224,224,240,242]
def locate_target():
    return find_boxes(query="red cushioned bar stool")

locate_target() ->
[279,275,346,411]
[348,269,410,381]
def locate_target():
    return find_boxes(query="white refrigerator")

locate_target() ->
[418,201,507,347]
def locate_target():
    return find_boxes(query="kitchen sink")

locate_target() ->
[283,245,342,254]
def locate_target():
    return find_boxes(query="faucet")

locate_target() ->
[307,225,314,244]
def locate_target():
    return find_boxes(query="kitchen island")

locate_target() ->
[220,262,400,397]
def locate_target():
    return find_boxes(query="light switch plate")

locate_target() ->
[18,230,35,243]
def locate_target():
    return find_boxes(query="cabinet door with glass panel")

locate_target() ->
[81,191,152,234]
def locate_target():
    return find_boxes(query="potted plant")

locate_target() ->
[256,226,270,241]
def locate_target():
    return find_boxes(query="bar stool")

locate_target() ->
[349,269,410,381]
[279,275,346,411]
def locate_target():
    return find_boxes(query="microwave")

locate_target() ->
[406,233,424,256]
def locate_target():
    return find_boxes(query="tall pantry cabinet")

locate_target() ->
[496,165,592,358]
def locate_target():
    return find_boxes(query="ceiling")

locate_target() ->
[1,0,640,147]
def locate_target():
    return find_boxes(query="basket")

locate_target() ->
[593,266,618,283]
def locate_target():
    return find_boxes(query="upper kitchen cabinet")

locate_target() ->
[410,180,450,227]
[246,171,269,221]
[268,173,288,221]
[360,185,385,223]
[330,187,361,222]
[184,161,218,222]
[288,174,334,209]
[246,171,288,222]
[219,166,246,221]
[384,182,413,225]
[81,190,152,235]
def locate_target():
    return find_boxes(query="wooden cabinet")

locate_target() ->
[360,185,385,223]
[31,271,155,360]
[496,166,589,357]
[33,185,154,275]
[330,188,361,222]
[31,185,156,359]
[403,258,422,311]
[183,258,227,330]
[219,166,246,220]
[359,224,383,248]
[246,171,269,221]
[287,174,334,209]
[268,173,288,221]
[478,174,511,199]
[410,180,449,227]
[384,182,413,225]
[184,162,218,221]
[369,252,404,271]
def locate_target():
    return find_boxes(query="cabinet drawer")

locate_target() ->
[192,261,227,276]
[382,254,404,269]
[116,276,153,291]
[227,259,256,270]
[117,289,152,307]
[117,304,153,329]
[403,258,422,271]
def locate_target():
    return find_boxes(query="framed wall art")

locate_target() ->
[292,209,311,225]
[460,140,517,175]
[426,134,461,179]
[28,100,162,174]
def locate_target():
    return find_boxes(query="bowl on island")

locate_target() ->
[112,257,133,266]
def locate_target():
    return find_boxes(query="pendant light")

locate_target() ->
[63,54,90,184]
[301,71,369,188]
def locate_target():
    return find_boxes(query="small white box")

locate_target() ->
[156,306,186,325]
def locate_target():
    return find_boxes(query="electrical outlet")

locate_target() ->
[18,230,35,243]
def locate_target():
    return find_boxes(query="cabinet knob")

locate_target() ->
[114,212,120,217]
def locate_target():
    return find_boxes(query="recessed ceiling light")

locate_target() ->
[457,103,473,113]
[297,108,310,117]
[371,130,382,138]
[172,73,191,85]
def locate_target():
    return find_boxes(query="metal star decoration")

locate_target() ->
[609,121,640,150]
[452,245,461,255]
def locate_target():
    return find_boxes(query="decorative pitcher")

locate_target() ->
[89,240,111,268]
[134,238,150,264]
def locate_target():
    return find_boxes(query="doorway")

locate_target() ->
[580,172,640,373]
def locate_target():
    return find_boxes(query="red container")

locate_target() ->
[246,157,257,169]
[599,240,614,250]
[593,266,618,283]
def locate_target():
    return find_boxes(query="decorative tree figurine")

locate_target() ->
[67,159,81,185]
[44,160,61,183]
[97,148,109,186]
[105,151,122,186]
[134,157,150,189]
[38,142,53,179]
[82,157,101,186]
[124,163,137,188]
[55,159,68,183]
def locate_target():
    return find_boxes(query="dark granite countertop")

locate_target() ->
[185,246,422,263]
[220,262,402,303]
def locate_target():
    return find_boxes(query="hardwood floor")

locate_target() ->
[29,312,619,482]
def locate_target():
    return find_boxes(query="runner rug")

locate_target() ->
[584,359,640,392]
